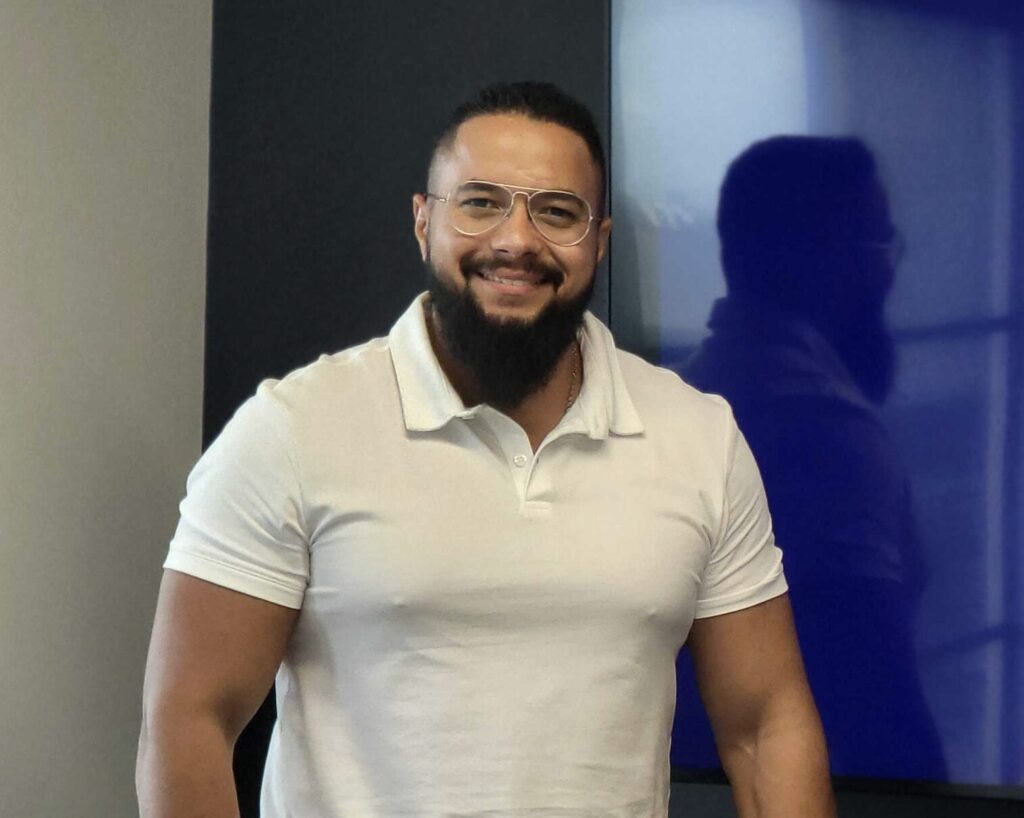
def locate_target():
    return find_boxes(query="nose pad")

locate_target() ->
[498,191,538,236]
[505,190,531,220]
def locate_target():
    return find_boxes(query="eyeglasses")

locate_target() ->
[856,230,906,267]
[426,180,598,246]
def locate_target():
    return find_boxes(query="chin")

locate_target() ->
[478,304,546,330]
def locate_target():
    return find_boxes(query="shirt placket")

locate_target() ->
[474,408,573,520]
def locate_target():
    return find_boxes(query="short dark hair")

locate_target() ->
[717,135,880,300]
[428,81,607,213]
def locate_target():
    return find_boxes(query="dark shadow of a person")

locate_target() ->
[675,135,948,781]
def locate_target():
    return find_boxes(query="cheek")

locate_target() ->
[560,247,598,280]
[424,224,450,262]
[428,232,480,279]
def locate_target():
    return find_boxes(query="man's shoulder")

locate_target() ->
[248,334,395,421]
[613,346,735,430]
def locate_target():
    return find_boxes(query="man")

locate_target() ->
[684,136,947,780]
[137,83,834,817]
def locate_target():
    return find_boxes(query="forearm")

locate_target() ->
[720,712,836,818]
[136,713,240,818]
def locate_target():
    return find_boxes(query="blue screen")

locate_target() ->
[611,0,1023,788]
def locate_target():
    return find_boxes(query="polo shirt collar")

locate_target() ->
[388,292,644,439]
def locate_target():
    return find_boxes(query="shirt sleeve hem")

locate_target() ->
[163,550,306,610]
[693,570,789,619]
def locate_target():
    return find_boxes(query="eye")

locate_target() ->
[461,197,503,210]
[538,205,576,220]
[531,192,588,226]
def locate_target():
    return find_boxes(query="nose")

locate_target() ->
[489,191,544,256]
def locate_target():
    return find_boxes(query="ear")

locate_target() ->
[412,193,430,262]
[594,215,612,264]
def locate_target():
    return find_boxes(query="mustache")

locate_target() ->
[459,254,566,290]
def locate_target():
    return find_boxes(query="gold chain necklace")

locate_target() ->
[565,340,581,411]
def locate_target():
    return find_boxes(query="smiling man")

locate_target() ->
[137,82,835,818]
[413,103,610,449]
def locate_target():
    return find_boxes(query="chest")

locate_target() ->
[296,419,719,651]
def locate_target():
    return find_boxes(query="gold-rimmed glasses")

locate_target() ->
[426,180,598,246]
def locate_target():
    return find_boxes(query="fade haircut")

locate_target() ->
[427,81,607,213]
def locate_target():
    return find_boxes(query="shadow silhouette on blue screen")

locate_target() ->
[677,136,948,781]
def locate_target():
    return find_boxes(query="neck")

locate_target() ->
[505,339,580,451]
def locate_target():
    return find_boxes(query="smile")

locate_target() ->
[481,272,539,287]
[475,270,549,292]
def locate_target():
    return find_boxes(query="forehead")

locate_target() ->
[437,113,600,202]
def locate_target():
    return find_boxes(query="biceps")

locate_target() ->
[141,569,300,737]
[687,593,810,739]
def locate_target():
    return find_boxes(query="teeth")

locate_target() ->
[481,272,538,287]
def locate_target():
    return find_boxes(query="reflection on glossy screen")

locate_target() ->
[612,0,1023,789]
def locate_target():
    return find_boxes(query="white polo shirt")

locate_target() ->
[165,292,787,818]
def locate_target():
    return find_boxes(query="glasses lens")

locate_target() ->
[449,182,511,235]
[528,191,591,245]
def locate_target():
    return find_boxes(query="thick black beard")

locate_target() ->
[424,254,596,412]
[827,305,897,405]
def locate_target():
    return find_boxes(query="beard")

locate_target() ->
[423,251,597,412]
[827,300,897,406]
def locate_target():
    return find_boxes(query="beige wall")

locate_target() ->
[0,3,211,815]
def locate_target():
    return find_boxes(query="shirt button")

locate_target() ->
[512,454,528,467]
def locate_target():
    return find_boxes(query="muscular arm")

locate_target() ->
[688,593,835,818]
[136,569,300,818]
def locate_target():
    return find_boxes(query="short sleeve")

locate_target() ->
[694,416,788,618]
[163,382,309,609]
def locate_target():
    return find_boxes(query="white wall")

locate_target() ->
[0,3,211,815]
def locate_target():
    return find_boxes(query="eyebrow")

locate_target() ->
[460,179,589,200]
